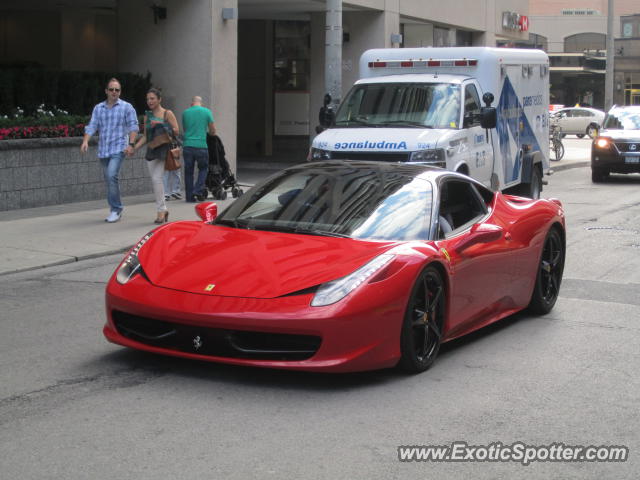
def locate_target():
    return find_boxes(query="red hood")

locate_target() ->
[137,222,395,298]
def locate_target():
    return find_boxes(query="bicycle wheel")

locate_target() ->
[553,141,565,161]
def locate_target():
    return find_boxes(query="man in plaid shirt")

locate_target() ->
[81,78,139,223]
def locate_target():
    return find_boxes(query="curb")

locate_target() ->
[0,247,130,277]
[548,161,589,173]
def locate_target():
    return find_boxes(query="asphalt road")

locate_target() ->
[1,145,639,479]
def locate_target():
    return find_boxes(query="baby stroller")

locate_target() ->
[205,134,243,200]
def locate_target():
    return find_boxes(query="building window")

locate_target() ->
[564,33,605,53]
[455,30,472,46]
[433,27,450,47]
[273,21,310,91]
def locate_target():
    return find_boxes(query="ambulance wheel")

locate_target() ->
[529,168,542,199]
[517,167,542,199]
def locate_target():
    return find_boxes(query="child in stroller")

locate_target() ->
[204,134,243,200]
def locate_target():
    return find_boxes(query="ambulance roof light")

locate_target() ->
[368,59,478,68]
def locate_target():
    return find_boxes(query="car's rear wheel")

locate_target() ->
[399,266,445,373]
[587,124,598,139]
[528,228,564,315]
[576,133,585,138]
[591,168,609,183]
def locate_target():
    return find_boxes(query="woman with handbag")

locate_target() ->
[132,87,180,224]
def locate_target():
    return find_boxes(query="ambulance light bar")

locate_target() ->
[368,59,478,68]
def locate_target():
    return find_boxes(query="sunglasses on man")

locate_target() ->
[108,88,121,92]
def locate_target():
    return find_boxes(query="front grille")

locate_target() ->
[331,151,411,162]
[614,141,640,153]
[112,310,321,361]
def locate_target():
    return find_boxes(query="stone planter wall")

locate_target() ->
[0,137,152,211]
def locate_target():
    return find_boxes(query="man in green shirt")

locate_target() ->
[182,96,216,202]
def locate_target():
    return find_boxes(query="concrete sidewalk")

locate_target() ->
[0,140,590,276]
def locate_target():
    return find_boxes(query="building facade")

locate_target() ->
[1,0,531,171]
[528,0,640,109]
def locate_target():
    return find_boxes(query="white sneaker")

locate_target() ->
[105,211,122,223]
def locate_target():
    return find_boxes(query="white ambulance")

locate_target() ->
[310,47,550,198]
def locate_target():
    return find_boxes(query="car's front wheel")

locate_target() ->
[528,228,565,315]
[587,124,599,138]
[399,266,446,373]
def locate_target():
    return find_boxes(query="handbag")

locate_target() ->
[165,143,182,171]
[147,131,171,149]
[155,109,181,171]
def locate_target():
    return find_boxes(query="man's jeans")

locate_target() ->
[99,152,125,213]
[183,147,209,201]
[163,168,182,196]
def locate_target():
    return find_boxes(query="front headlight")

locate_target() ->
[594,137,611,149]
[409,149,445,167]
[116,233,153,285]
[311,254,394,307]
[309,148,332,161]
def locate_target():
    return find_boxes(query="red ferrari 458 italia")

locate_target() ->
[104,161,565,373]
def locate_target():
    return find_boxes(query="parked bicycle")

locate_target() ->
[549,116,565,161]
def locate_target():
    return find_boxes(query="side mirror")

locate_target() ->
[480,107,497,129]
[195,202,218,222]
[480,92,496,129]
[455,223,503,253]
[318,93,336,129]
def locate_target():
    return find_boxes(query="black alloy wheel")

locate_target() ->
[528,228,565,315]
[399,266,446,373]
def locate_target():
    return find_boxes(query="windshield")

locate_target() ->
[603,110,640,130]
[216,164,433,241]
[334,82,461,129]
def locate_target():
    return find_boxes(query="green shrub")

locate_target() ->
[0,67,152,115]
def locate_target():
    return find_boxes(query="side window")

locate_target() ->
[463,84,482,127]
[437,180,488,238]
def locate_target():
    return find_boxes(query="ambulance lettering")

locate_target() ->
[334,140,408,150]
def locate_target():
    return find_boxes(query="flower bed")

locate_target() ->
[0,124,86,140]
[0,105,88,140]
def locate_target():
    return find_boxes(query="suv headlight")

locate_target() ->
[409,148,445,167]
[116,233,153,284]
[311,254,394,307]
[594,137,612,149]
[309,148,332,161]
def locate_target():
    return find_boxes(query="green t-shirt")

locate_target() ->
[182,105,214,148]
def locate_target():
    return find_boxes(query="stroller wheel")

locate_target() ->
[214,188,227,200]
[232,187,240,198]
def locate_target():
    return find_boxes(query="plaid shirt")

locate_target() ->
[85,99,139,158]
